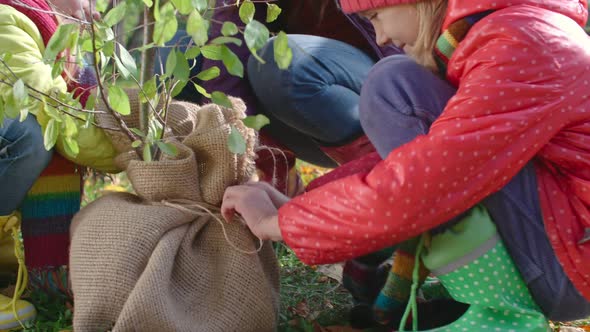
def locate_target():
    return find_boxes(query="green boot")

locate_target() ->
[419,205,550,332]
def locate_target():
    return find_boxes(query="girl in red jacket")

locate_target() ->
[222,0,590,329]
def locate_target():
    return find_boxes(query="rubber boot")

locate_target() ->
[419,205,550,332]
[0,212,36,329]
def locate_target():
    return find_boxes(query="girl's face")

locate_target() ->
[361,5,419,52]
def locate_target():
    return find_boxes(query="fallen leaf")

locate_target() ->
[317,263,344,283]
[289,300,310,318]
[559,327,586,332]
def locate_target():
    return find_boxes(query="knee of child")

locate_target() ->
[359,55,424,120]
[20,118,53,170]
[363,55,420,95]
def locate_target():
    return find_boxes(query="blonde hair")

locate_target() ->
[409,0,448,71]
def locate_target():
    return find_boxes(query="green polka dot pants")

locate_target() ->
[423,241,550,332]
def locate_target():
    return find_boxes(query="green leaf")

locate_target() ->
[43,119,59,151]
[211,36,242,46]
[0,52,12,62]
[186,10,209,47]
[244,20,270,51]
[266,3,281,23]
[273,31,292,69]
[118,44,137,76]
[220,46,244,77]
[66,29,79,51]
[103,40,115,57]
[171,79,187,97]
[107,85,131,115]
[63,114,78,137]
[131,140,142,148]
[95,0,109,12]
[142,0,153,7]
[51,59,65,79]
[171,0,192,15]
[85,94,96,110]
[154,0,160,20]
[42,99,61,120]
[211,91,232,108]
[185,46,201,59]
[4,95,18,119]
[19,108,28,122]
[193,83,211,98]
[103,2,127,27]
[153,3,178,46]
[140,76,158,103]
[195,66,220,81]
[114,54,130,79]
[227,125,246,154]
[243,114,270,131]
[191,0,207,12]
[130,128,146,138]
[165,50,177,77]
[238,1,255,24]
[95,23,115,41]
[0,99,4,124]
[13,79,28,104]
[80,36,97,52]
[63,137,80,157]
[156,141,178,157]
[221,22,239,36]
[44,24,77,61]
[143,143,153,161]
[200,45,223,60]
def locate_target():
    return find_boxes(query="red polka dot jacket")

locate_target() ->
[279,0,590,300]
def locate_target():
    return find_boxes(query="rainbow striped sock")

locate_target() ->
[19,154,81,271]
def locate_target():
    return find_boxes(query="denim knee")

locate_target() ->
[359,55,456,157]
[248,35,372,144]
[1,116,51,166]
[0,116,53,213]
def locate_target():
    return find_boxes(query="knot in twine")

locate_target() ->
[155,199,264,255]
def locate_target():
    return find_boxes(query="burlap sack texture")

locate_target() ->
[70,91,280,331]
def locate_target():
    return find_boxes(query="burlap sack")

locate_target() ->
[69,97,280,331]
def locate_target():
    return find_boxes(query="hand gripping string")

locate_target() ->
[158,199,264,255]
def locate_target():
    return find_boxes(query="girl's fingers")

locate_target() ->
[220,199,236,223]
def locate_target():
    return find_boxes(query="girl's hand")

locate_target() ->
[242,181,291,209]
[49,0,101,21]
[221,184,283,241]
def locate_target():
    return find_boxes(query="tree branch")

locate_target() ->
[89,14,143,157]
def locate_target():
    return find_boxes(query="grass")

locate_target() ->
[275,242,352,331]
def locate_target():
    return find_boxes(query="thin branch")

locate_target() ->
[0,79,118,130]
[0,60,105,114]
[89,14,143,157]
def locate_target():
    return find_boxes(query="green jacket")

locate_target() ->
[0,4,118,172]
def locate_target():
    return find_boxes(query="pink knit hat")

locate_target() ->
[339,0,421,14]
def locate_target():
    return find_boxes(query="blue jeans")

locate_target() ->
[0,115,53,215]
[248,34,375,167]
[360,55,590,321]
